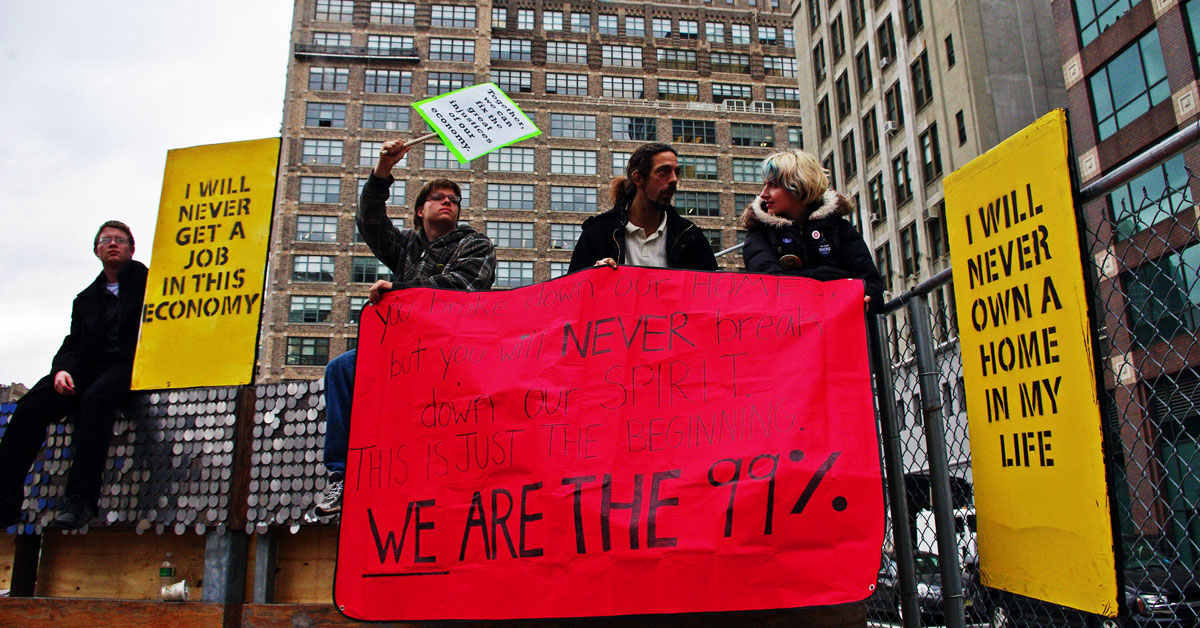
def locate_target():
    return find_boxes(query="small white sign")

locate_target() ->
[413,83,541,163]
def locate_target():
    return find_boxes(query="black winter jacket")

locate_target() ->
[50,260,149,377]
[567,203,718,272]
[741,191,884,313]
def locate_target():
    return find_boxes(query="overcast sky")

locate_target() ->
[0,2,293,385]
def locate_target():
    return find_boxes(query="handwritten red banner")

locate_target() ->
[334,267,884,620]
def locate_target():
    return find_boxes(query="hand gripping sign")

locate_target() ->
[334,267,884,621]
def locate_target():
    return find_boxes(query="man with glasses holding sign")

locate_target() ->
[310,138,496,520]
[0,221,148,531]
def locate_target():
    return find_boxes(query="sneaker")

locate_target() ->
[48,494,95,531]
[311,473,344,518]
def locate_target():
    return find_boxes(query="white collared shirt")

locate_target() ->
[623,212,669,267]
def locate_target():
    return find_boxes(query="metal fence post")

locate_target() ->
[868,315,922,628]
[906,292,966,628]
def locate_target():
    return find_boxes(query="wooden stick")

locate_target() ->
[402,132,440,148]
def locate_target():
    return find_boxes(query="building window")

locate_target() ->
[349,297,368,324]
[299,177,340,204]
[735,194,757,211]
[808,0,822,31]
[862,108,879,159]
[626,15,645,36]
[602,45,643,67]
[309,67,349,91]
[783,27,795,48]
[830,15,845,59]
[789,127,803,148]
[823,153,838,189]
[841,133,857,178]
[834,74,852,119]
[611,152,631,175]
[763,56,797,78]
[1108,153,1192,240]
[658,48,697,70]
[956,110,967,145]
[362,104,408,130]
[712,83,752,105]
[765,86,800,110]
[429,38,474,62]
[702,229,723,251]
[731,23,750,44]
[1076,0,1136,47]
[301,139,343,166]
[911,51,933,110]
[544,10,564,31]
[758,25,778,45]
[315,0,354,21]
[868,174,887,224]
[370,2,415,24]
[706,21,725,42]
[354,214,405,239]
[352,257,393,283]
[313,32,351,48]
[598,14,619,35]
[680,20,699,39]
[674,191,722,217]
[1089,28,1168,141]
[813,42,827,84]
[678,155,719,180]
[877,17,896,63]
[550,149,598,174]
[732,158,760,183]
[712,52,751,74]
[492,7,507,27]
[850,0,866,33]
[612,116,656,141]
[603,76,645,99]
[731,123,774,147]
[550,113,597,138]
[570,12,590,33]
[305,102,345,128]
[547,42,587,64]
[289,295,333,323]
[292,255,335,282]
[672,119,716,144]
[491,38,532,61]
[892,151,913,205]
[550,262,570,279]
[496,261,535,288]
[552,186,598,212]
[487,184,535,210]
[488,147,535,172]
[424,144,469,170]
[902,0,924,40]
[884,82,905,129]
[286,337,329,366]
[491,70,532,93]
[487,222,535,248]
[358,179,405,208]
[658,79,699,101]
[1122,242,1200,345]
[549,223,582,250]
[296,215,338,242]
[652,17,672,38]
[427,71,472,96]
[367,34,413,55]
[919,124,943,184]
[546,73,589,95]
[431,5,476,28]
[365,69,411,94]
[927,207,948,259]
[900,223,920,277]
[855,47,873,96]
[945,34,956,68]
[517,8,534,29]
[818,96,832,141]
[875,243,894,292]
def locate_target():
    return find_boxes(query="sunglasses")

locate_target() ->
[98,237,130,245]
[426,193,460,204]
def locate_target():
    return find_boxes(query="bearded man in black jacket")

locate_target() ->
[0,220,148,531]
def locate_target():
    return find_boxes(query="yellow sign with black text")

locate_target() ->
[944,110,1117,616]
[132,138,280,390]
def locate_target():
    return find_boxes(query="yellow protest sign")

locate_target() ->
[944,110,1117,615]
[132,138,280,390]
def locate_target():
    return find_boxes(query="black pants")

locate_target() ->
[0,363,130,511]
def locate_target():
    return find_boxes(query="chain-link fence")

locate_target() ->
[863,134,1200,628]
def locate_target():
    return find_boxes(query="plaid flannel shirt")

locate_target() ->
[357,173,496,291]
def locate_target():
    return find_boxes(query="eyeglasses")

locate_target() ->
[426,193,461,204]
[98,236,130,245]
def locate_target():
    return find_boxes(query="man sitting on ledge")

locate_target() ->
[0,221,148,531]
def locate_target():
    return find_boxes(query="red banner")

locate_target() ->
[334,267,884,620]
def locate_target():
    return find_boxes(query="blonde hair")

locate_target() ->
[760,150,829,208]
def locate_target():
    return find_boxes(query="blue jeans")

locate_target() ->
[322,349,356,475]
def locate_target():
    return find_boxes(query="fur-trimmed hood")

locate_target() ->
[740,189,855,229]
